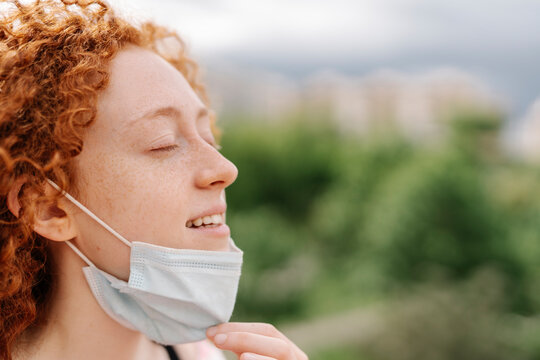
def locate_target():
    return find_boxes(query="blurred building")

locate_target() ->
[301,68,504,143]
[204,64,300,120]
[205,65,505,144]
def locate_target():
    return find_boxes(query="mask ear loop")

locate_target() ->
[45,179,132,248]
[65,240,95,267]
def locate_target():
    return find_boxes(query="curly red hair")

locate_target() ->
[0,1,216,358]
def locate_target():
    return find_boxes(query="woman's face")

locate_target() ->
[68,46,238,280]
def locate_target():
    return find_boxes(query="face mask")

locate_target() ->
[46,179,243,345]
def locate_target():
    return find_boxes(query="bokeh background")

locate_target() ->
[112,1,540,359]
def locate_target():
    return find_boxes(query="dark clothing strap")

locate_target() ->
[164,345,181,360]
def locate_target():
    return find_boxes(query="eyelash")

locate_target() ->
[152,145,178,152]
[151,142,221,152]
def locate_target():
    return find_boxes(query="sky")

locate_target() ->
[109,0,540,119]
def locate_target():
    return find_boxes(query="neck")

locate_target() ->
[15,241,166,360]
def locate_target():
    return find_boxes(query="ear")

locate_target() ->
[7,176,26,218]
[7,178,78,242]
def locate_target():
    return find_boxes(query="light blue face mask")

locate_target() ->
[46,179,243,345]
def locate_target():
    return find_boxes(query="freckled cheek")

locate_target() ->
[80,149,193,234]
[143,179,191,219]
[125,161,192,216]
[77,153,141,219]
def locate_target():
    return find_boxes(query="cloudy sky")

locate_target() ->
[110,0,540,119]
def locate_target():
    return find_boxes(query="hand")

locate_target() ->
[206,322,309,360]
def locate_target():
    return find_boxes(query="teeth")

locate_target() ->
[211,214,221,224]
[187,213,224,228]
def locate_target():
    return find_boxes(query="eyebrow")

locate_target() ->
[128,106,208,127]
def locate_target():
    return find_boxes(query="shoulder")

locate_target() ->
[174,340,226,360]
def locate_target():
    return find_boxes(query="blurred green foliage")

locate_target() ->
[219,109,540,359]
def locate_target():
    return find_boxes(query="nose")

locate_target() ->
[194,142,238,190]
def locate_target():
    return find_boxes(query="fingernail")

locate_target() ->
[207,326,217,337]
[242,353,257,360]
[214,333,227,345]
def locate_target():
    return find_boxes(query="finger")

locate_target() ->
[211,332,295,360]
[208,323,283,340]
[240,353,277,360]
[240,353,276,360]
[207,323,308,360]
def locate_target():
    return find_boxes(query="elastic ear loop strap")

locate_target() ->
[45,179,132,255]
[65,240,94,267]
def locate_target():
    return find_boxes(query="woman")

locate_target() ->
[0,1,308,359]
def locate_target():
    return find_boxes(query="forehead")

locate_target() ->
[96,46,204,128]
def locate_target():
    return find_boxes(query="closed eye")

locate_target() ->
[151,144,179,152]
[152,142,220,152]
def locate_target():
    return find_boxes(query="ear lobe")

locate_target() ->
[7,178,77,242]
[32,183,78,242]
[33,209,77,242]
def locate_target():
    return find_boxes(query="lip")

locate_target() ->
[187,204,227,225]
[187,223,230,237]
